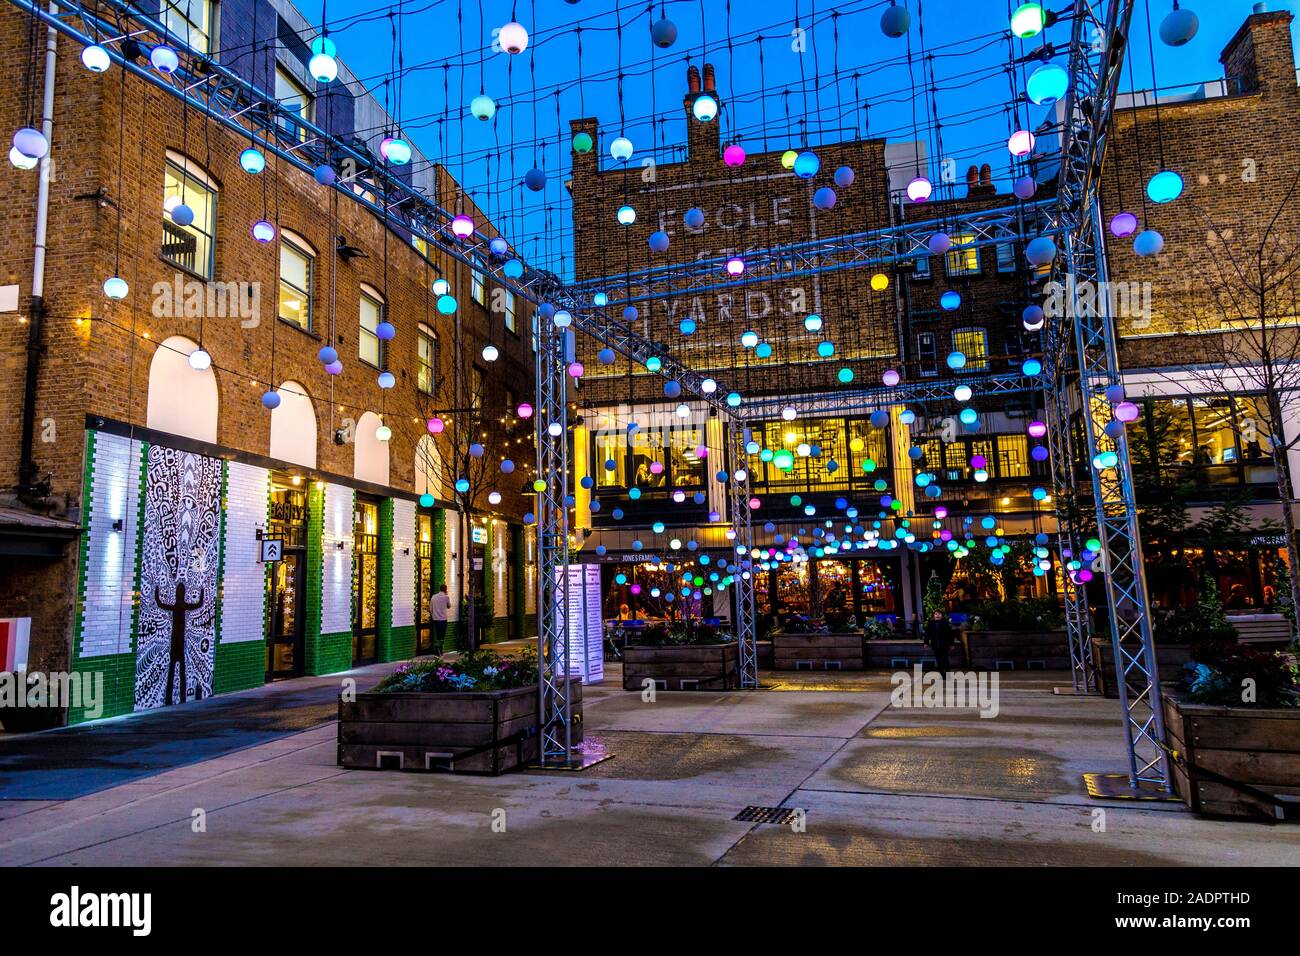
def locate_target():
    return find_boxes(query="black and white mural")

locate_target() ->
[134,445,223,710]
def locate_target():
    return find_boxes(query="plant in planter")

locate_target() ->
[771,615,863,670]
[1179,642,1300,708]
[862,618,894,641]
[963,596,1062,632]
[622,622,740,690]
[339,647,581,775]
[776,614,829,635]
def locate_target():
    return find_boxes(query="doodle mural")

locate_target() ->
[134,445,223,710]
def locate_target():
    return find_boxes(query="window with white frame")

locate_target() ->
[996,241,1017,273]
[503,289,517,333]
[359,289,384,367]
[417,323,437,395]
[163,0,215,55]
[278,235,313,331]
[275,66,313,143]
[163,153,217,279]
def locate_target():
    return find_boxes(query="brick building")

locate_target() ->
[0,0,536,724]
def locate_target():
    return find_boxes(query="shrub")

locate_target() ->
[862,618,895,641]
[372,648,538,694]
[776,614,829,635]
[1180,641,1300,708]
[964,596,1062,632]
[629,621,733,646]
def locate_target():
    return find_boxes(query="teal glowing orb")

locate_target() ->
[1026,63,1068,105]
[838,367,854,383]
[947,351,966,370]
[1146,170,1184,204]
[437,294,458,315]
[817,341,835,358]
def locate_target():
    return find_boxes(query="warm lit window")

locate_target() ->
[503,289,517,334]
[163,154,217,279]
[411,235,428,257]
[997,434,1029,477]
[952,328,988,371]
[278,237,313,331]
[163,0,215,56]
[275,66,313,142]
[359,290,384,366]
[471,366,484,412]
[946,235,980,276]
[593,432,627,488]
[417,323,437,395]
[472,269,486,306]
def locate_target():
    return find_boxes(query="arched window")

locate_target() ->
[269,380,317,468]
[354,411,390,486]
[146,335,218,442]
[415,435,445,499]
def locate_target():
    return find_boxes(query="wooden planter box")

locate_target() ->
[1091,638,1192,698]
[622,642,739,691]
[966,630,1069,670]
[1163,694,1300,820]
[338,678,583,775]
[772,632,864,671]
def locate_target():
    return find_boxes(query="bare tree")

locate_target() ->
[1151,163,1300,628]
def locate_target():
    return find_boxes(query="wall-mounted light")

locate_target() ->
[111,518,124,532]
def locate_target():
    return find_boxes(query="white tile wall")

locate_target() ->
[77,433,143,659]
[321,483,355,635]
[220,462,269,644]
[445,512,460,621]
[391,499,416,628]
[492,522,508,618]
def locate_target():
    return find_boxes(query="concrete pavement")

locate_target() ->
[1,665,1297,865]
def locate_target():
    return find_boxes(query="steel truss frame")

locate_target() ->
[16,0,1162,781]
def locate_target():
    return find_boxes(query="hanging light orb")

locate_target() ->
[781,149,798,170]
[375,321,395,341]
[954,384,973,402]
[1025,235,1057,265]
[149,44,180,74]
[651,18,678,48]
[308,51,338,83]
[940,290,962,311]
[701,378,717,394]
[781,405,797,421]
[1013,175,1037,200]
[8,146,37,170]
[818,340,835,357]
[1027,420,1048,438]
[489,237,509,258]
[813,187,837,210]
[470,94,496,121]
[103,275,129,300]
[516,402,534,419]
[1007,129,1036,157]
[170,203,194,227]
[804,314,823,332]
[572,131,593,153]
[755,342,773,359]
[502,258,524,279]
[482,344,499,362]
[1134,229,1165,257]
[946,351,967,370]
[838,367,854,384]
[432,278,451,296]
[187,347,212,371]
[645,356,662,372]
[615,204,637,226]
[313,163,337,186]
[553,309,572,328]
[1109,211,1139,237]
[927,232,952,255]
[12,127,47,160]
[793,151,820,179]
[683,207,705,230]
[325,360,343,375]
[1023,358,1043,376]
[375,425,393,442]
[649,230,670,252]
[1023,304,1045,330]
[1146,169,1184,204]
[880,2,911,37]
[426,417,446,435]
[451,214,475,238]
[260,390,281,410]
[906,176,932,202]
[725,256,745,276]
[1010,3,1047,39]
[597,347,616,365]
[740,330,759,348]
[1160,4,1199,47]
[523,167,546,192]
[377,371,396,389]
[1115,401,1141,423]
[239,147,266,174]
[1026,63,1069,105]
[498,21,529,54]
[380,136,412,165]
[610,136,635,161]
[726,392,742,408]
[251,219,276,243]
[692,95,718,122]
[569,361,584,379]
[81,44,111,73]
[870,273,889,292]
[679,318,696,335]
[723,144,746,167]
[436,294,457,315]
[469,443,485,459]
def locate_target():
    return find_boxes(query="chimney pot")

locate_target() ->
[703,63,716,92]
[687,65,700,94]
[980,163,993,186]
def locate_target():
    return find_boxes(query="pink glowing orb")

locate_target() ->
[630,584,642,595]
[427,417,445,434]
[568,361,584,378]
[517,402,534,419]
[1007,129,1035,156]
[940,529,953,541]
[649,460,664,475]
[970,455,987,470]
[695,445,708,458]
[1115,401,1140,423]
[325,360,343,375]
[1078,569,1094,582]
[725,256,745,276]
[1109,211,1139,238]
[1027,420,1048,438]
[748,497,761,509]
[451,214,474,238]
[935,506,949,519]
[723,144,746,167]
[906,176,932,202]
[882,369,900,387]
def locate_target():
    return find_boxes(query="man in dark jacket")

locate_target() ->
[923,610,954,676]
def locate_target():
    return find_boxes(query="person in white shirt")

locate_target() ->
[430,585,450,651]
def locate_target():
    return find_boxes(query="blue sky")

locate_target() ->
[295,0,1300,277]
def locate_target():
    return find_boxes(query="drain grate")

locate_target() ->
[733,805,800,826]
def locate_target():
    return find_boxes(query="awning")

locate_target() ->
[0,505,81,558]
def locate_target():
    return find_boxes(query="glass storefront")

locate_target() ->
[352,499,379,665]
[265,481,308,679]
[756,558,902,627]
[1125,394,1277,493]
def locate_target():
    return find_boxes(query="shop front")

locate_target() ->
[757,557,904,630]
[352,497,380,665]
[265,478,309,680]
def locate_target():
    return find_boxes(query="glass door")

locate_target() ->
[266,551,306,678]
[416,512,434,653]
[353,500,379,665]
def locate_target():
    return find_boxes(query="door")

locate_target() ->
[416,511,434,653]
[353,500,379,665]
[266,550,306,679]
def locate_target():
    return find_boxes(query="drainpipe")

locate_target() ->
[19,1,58,498]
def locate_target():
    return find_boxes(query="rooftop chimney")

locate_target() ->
[1221,6,1296,96]
[684,63,721,162]
[686,64,700,94]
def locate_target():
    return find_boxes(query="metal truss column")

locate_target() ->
[726,420,758,688]
[1042,355,1096,693]
[1066,202,1169,791]
[534,316,572,763]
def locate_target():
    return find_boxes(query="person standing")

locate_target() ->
[429,584,450,652]
[923,609,954,676]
